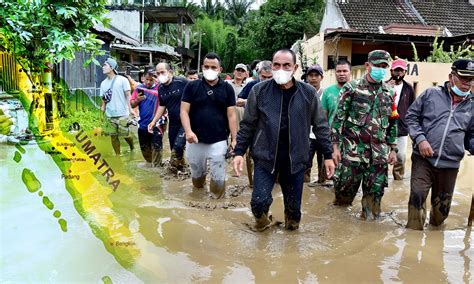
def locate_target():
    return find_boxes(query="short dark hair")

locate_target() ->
[336,59,352,70]
[203,52,221,65]
[272,49,297,64]
[186,69,198,76]
[250,60,261,71]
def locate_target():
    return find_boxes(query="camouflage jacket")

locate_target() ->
[332,75,397,165]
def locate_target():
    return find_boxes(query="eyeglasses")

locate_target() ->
[453,72,474,85]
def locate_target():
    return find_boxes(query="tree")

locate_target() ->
[240,0,324,60]
[0,0,108,81]
[0,0,108,135]
[223,0,253,34]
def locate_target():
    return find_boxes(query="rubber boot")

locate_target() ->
[406,204,426,230]
[192,175,206,189]
[253,213,272,232]
[210,179,225,199]
[361,193,381,220]
[393,162,404,180]
[284,213,300,230]
[151,149,162,167]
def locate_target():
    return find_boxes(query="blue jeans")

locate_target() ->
[251,162,305,222]
[168,124,186,159]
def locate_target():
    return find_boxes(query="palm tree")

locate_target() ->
[223,0,253,33]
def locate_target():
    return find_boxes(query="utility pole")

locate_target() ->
[197,31,205,73]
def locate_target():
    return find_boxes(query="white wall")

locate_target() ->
[105,10,141,41]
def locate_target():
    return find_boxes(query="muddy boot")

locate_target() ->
[210,179,225,199]
[393,162,404,180]
[304,169,311,183]
[192,175,206,189]
[284,214,300,231]
[151,149,162,167]
[406,204,426,230]
[253,213,272,232]
[361,194,381,220]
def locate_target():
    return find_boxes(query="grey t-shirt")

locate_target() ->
[100,75,131,117]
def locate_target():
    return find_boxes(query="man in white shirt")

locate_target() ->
[100,58,135,155]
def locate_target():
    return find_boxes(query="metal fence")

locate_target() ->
[0,52,20,94]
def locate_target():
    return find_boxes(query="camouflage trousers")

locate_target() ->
[406,154,459,230]
[334,159,388,219]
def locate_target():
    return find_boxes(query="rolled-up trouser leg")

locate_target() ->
[208,140,227,199]
[251,165,277,219]
[429,166,458,226]
[186,142,208,188]
[393,136,408,180]
[406,154,433,230]
[334,159,364,205]
[361,163,388,220]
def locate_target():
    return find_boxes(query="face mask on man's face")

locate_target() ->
[203,69,219,81]
[370,66,387,82]
[158,74,169,84]
[272,69,293,85]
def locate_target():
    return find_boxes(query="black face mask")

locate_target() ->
[391,75,405,82]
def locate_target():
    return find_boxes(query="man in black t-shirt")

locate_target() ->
[148,62,188,170]
[180,53,237,199]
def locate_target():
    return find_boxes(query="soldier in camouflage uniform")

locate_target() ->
[332,50,398,220]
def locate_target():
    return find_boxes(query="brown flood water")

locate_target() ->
[132,142,473,283]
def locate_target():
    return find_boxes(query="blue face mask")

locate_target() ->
[451,85,471,97]
[370,66,386,82]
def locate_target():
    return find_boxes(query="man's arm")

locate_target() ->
[148,106,166,132]
[130,88,144,108]
[124,90,134,115]
[101,100,106,113]
[406,90,434,157]
[234,87,259,156]
[311,94,333,159]
[180,101,198,143]
[227,106,237,148]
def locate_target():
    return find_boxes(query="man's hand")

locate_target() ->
[236,98,246,107]
[233,155,244,176]
[324,159,336,179]
[388,150,397,165]
[332,144,341,166]
[185,131,198,144]
[418,140,434,158]
[147,121,155,133]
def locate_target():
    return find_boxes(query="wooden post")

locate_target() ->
[468,194,474,227]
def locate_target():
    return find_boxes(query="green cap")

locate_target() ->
[368,50,391,65]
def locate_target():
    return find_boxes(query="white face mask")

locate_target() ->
[272,69,293,85]
[158,74,169,84]
[203,69,219,81]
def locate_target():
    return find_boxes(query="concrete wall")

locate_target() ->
[319,0,348,33]
[106,10,141,41]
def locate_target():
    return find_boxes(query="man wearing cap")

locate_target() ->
[332,50,398,220]
[387,58,415,180]
[304,64,326,184]
[227,63,248,126]
[100,58,135,155]
[405,58,474,230]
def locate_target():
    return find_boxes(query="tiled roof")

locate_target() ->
[337,0,473,36]
[338,0,422,33]
[412,1,474,36]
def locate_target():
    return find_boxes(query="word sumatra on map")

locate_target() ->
[74,129,120,191]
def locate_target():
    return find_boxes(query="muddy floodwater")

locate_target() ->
[1,132,473,283]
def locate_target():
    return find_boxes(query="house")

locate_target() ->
[295,0,474,92]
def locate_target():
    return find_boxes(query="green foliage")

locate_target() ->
[412,35,473,62]
[0,0,108,74]
[239,0,325,60]
[195,15,238,71]
[59,108,104,132]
